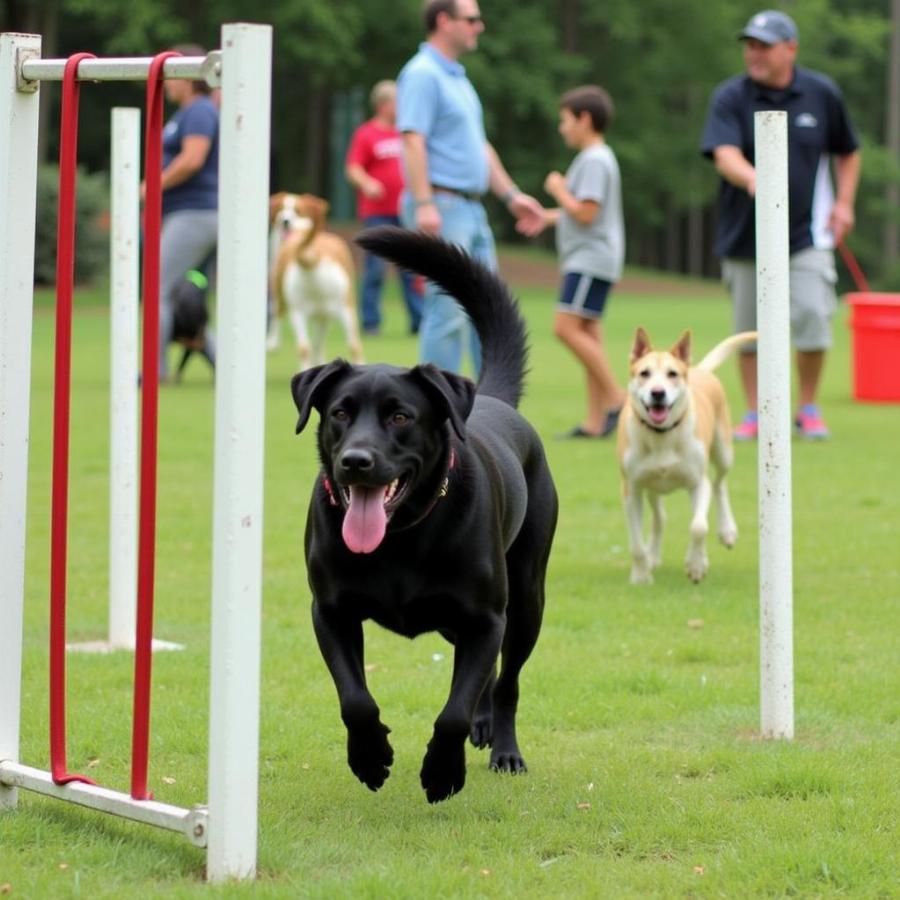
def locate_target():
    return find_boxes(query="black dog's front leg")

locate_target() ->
[312,601,393,791]
[420,616,504,803]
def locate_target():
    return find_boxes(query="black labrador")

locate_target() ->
[291,227,558,803]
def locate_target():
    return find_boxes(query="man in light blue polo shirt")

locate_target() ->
[397,0,545,374]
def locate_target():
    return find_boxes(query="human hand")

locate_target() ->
[829,200,855,245]
[543,171,566,198]
[510,193,547,238]
[416,202,442,236]
[362,179,385,200]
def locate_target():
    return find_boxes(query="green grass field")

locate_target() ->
[2,260,899,898]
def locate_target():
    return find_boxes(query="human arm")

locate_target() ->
[402,131,441,235]
[345,162,385,200]
[141,133,212,201]
[160,134,212,192]
[485,142,546,237]
[712,145,757,197]
[543,208,561,227]
[543,171,599,226]
[830,150,860,244]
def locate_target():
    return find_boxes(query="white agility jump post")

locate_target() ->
[754,110,795,740]
[0,23,272,882]
[0,30,42,813]
[108,106,141,648]
[207,22,272,883]
[69,107,182,655]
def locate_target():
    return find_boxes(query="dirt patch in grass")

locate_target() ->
[496,248,724,297]
[335,221,723,297]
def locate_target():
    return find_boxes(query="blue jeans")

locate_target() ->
[360,214,423,333]
[401,192,497,375]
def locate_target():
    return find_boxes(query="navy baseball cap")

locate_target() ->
[738,10,798,44]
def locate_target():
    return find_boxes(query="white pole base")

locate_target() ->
[0,761,207,847]
[66,639,185,654]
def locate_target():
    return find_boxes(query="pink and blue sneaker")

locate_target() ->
[733,411,758,442]
[795,404,830,440]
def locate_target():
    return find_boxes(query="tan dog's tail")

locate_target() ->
[694,331,757,372]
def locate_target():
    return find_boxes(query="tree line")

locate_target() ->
[3,0,898,287]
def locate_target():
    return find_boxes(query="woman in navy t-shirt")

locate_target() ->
[155,44,219,380]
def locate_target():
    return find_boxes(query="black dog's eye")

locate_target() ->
[390,411,411,426]
[639,368,651,379]
[331,408,349,422]
[667,370,679,379]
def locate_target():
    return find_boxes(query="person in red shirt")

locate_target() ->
[346,80,423,335]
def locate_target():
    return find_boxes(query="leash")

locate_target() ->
[837,240,869,293]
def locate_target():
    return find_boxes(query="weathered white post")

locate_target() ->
[0,31,42,811]
[754,109,795,740]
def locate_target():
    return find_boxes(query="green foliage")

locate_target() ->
[6,0,900,282]
[34,165,109,286]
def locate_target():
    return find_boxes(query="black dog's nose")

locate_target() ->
[650,387,667,403]
[339,448,375,475]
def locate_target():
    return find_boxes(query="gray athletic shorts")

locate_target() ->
[721,247,838,352]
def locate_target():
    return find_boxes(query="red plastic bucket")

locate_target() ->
[846,293,900,403]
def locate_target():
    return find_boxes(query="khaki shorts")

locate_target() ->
[721,247,838,352]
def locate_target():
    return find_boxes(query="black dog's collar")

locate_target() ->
[321,449,456,523]
[638,411,686,433]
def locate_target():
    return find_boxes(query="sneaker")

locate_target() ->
[557,425,600,441]
[733,411,758,442]
[795,404,830,440]
[599,406,622,438]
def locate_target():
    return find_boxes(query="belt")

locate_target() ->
[431,184,483,202]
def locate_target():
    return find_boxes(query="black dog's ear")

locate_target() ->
[290,360,352,434]
[410,364,476,440]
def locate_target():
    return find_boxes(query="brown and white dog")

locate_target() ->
[268,192,364,369]
[616,327,756,584]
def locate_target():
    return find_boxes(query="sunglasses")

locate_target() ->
[456,14,483,24]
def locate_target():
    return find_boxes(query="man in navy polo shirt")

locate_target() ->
[398,0,545,374]
[701,10,860,440]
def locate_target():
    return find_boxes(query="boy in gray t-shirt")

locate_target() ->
[542,85,626,438]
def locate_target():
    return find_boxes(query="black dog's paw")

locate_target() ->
[489,748,528,774]
[347,721,394,791]
[469,714,492,749]
[420,737,466,803]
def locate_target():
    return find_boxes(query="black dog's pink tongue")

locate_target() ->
[342,484,388,554]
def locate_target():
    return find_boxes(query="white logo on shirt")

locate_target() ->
[795,112,818,128]
[374,137,403,160]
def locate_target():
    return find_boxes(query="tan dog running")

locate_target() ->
[268,192,364,369]
[616,327,757,584]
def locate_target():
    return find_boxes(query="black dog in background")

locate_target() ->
[290,227,558,803]
[170,268,214,381]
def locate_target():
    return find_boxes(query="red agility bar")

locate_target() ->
[130,50,180,801]
[49,52,98,788]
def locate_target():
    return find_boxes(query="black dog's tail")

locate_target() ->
[356,226,527,408]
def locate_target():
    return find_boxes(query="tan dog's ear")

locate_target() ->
[269,192,286,224]
[299,194,329,235]
[670,330,691,364]
[313,195,330,219]
[631,327,652,363]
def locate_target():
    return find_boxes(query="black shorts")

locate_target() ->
[557,272,612,319]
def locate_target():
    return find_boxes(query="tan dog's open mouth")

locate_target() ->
[643,399,672,426]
